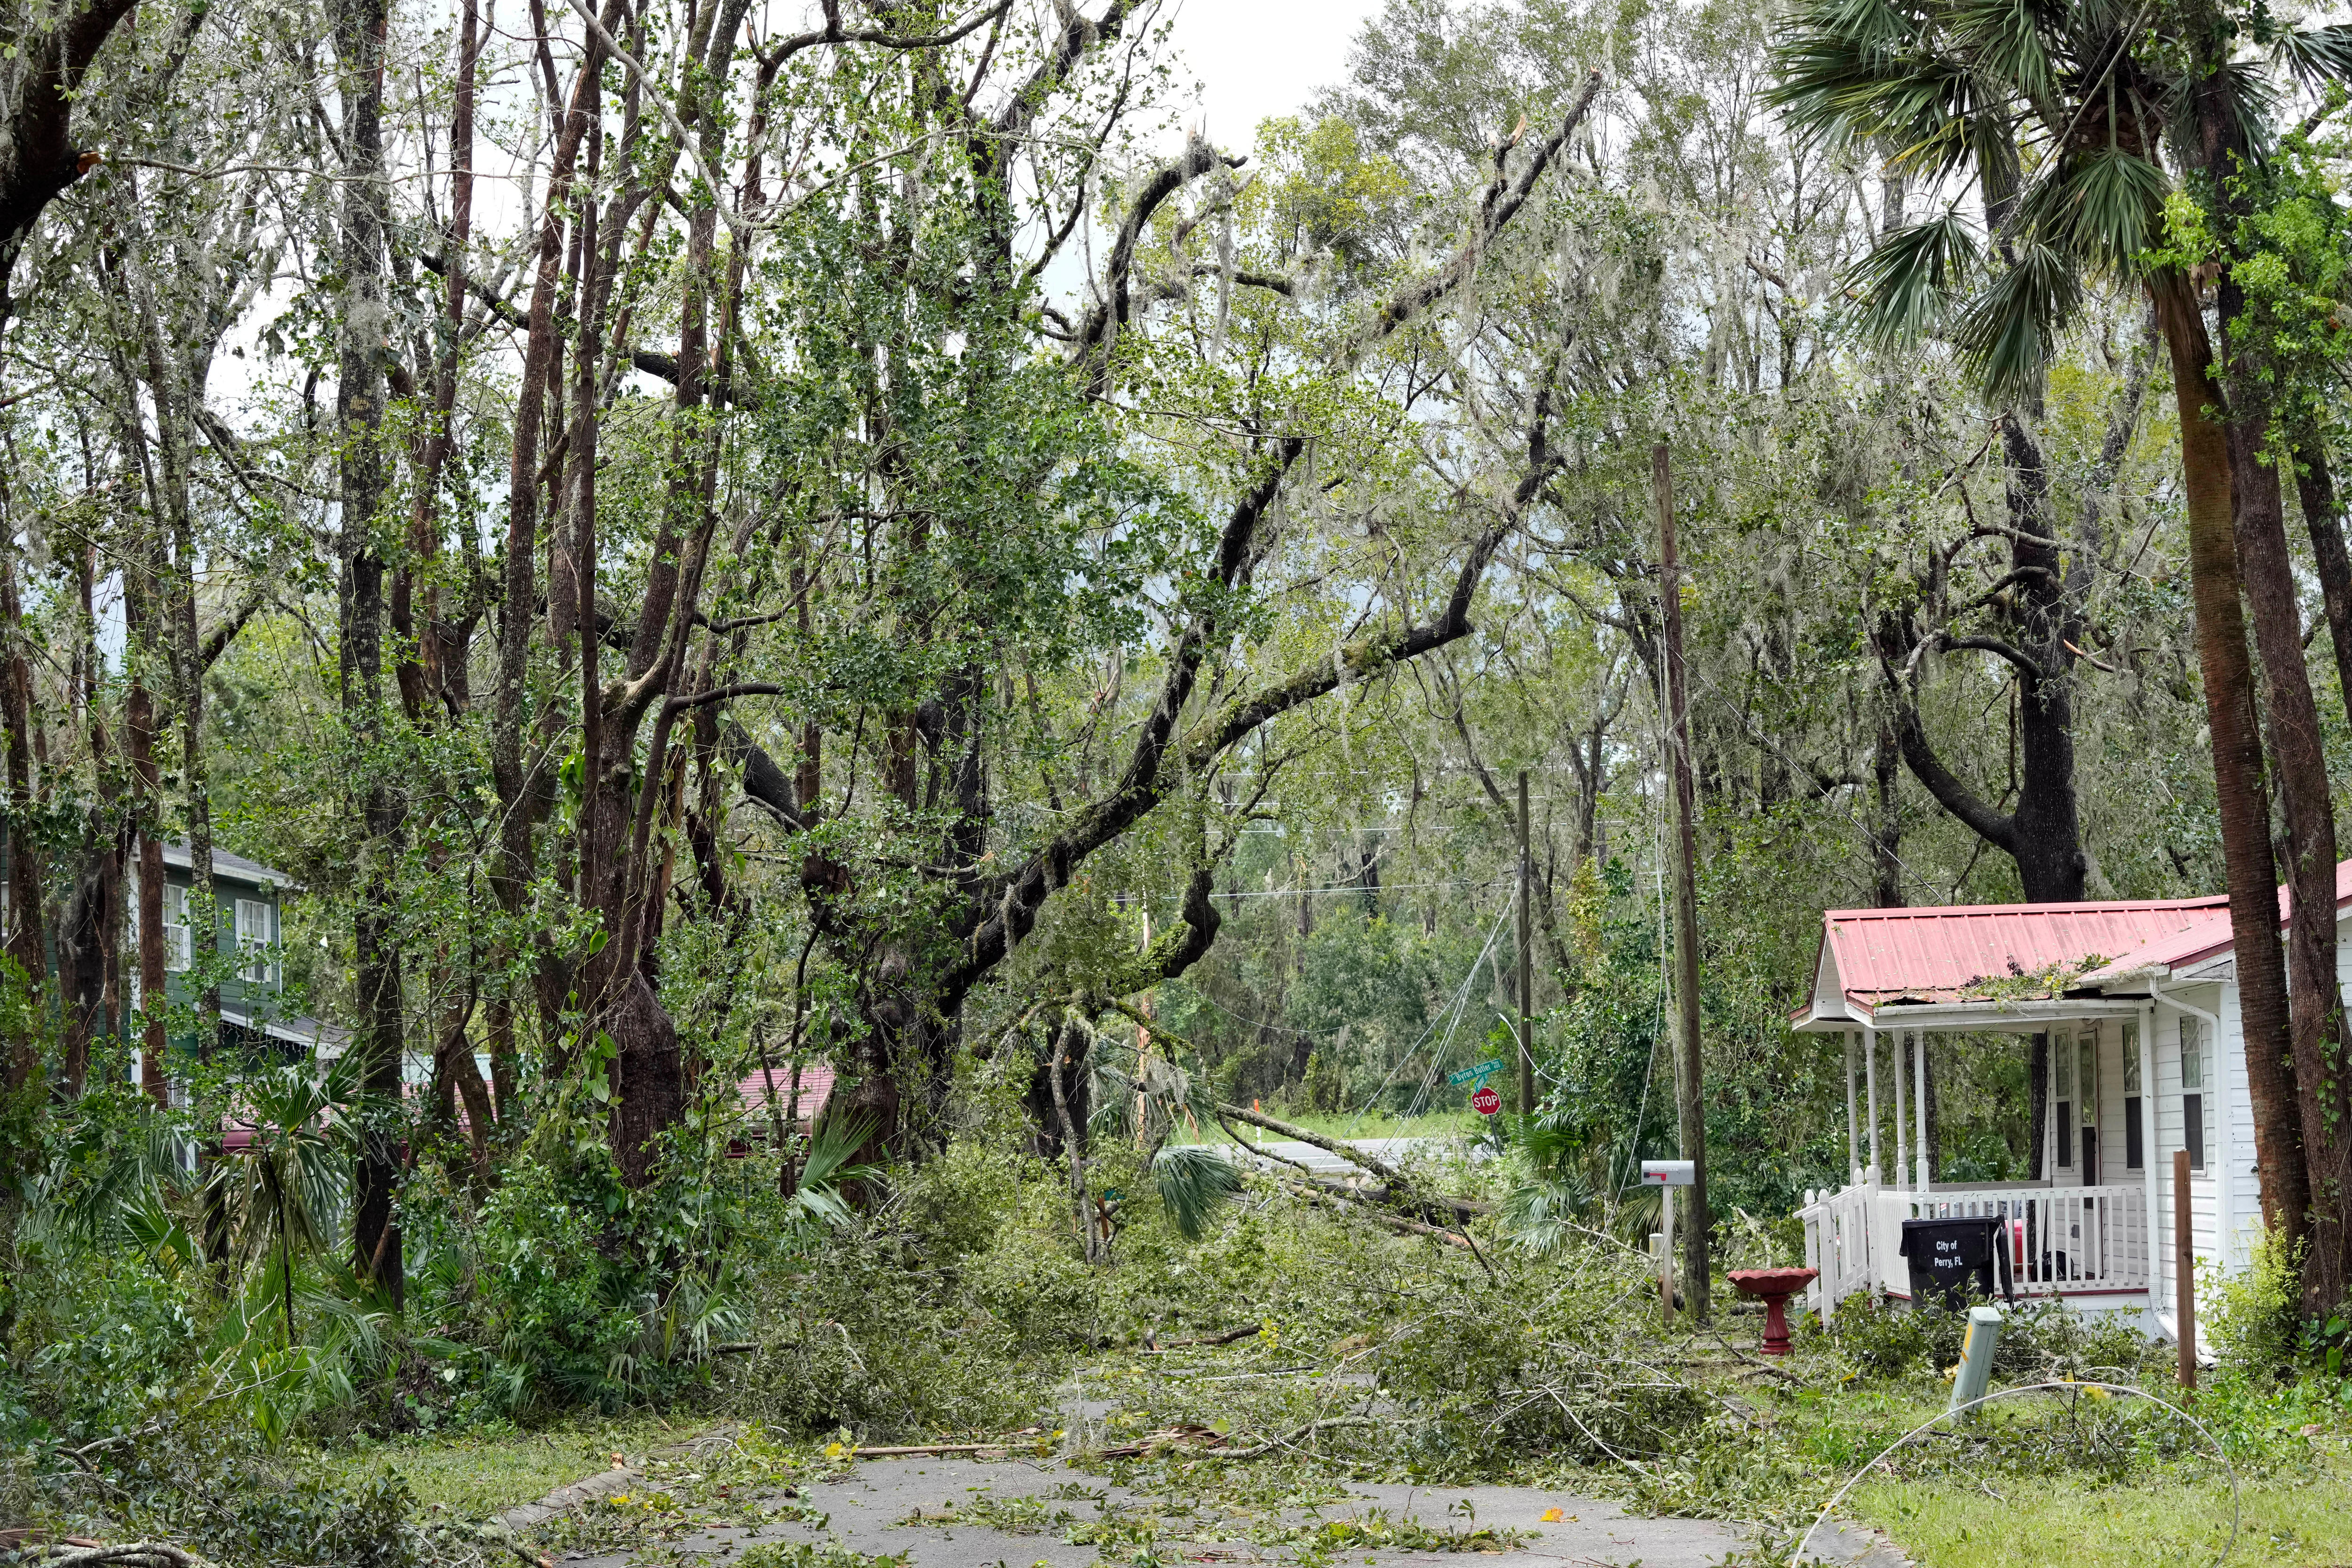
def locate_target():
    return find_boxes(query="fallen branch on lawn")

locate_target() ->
[18,1547,210,1568]
[1212,1100,1490,1218]
[1144,1323,1260,1351]
[1277,1175,1489,1268]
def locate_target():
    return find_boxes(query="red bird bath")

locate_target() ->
[1727,1266,1819,1357]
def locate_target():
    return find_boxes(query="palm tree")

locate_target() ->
[1770,0,2352,1311]
[214,1052,358,1345]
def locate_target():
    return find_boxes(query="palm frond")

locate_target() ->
[787,1112,881,1230]
[798,1111,876,1192]
[1954,240,2082,398]
[119,1187,197,1280]
[2275,23,2352,90]
[1841,210,1984,342]
[33,1105,188,1245]
[1951,0,2058,116]
[1152,1145,1244,1241]
[2161,58,2280,168]
[1968,111,2026,213]
[2018,144,2168,272]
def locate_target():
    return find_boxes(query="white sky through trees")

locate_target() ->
[1164,0,1378,149]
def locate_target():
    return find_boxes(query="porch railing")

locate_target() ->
[1799,1178,1876,1320]
[1802,1180,2152,1315]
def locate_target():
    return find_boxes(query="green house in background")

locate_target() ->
[133,842,345,1078]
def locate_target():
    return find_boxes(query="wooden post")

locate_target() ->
[2174,1148,2196,1388]
[1893,1027,1909,1189]
[1660,1184,1676,1325]
[1517,770,1535,1119]
[1655,441,1709,1322]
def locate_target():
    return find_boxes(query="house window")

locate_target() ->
[2182,1020,2207,1172]
[235,898,273,984]
[2053,1030,2075,1168]
[2123,1024,2144,1170]
[163,885,192,972]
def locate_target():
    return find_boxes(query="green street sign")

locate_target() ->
[1447,1059,1506,1088]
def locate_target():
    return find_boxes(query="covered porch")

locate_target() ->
[1790,895,2233,1325]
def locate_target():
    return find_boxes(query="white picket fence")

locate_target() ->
[1799,1178,1877,1319]
[1801,1178,2152,1317]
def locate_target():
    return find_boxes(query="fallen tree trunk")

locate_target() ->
[1277,1175,1474,1251]
[1145,1323,1260,1350]
[1211,1100,1490,1217]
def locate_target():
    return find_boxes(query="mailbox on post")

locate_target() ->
[1640,1161,1695,1324]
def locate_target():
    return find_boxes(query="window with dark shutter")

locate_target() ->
[2182,1021,2206,1173]
[2054,1033,2074,1169]
[2124,1023,2143,1170]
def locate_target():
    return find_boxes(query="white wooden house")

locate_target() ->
[1792,863,2352,1345]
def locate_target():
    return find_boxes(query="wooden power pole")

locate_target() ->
[1518,770,1535,1118]
[1654,442,1710,1322]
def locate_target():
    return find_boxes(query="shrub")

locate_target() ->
[209,1468,416,1568]
[1828,1294,1931,1377]
[2205,1233,2300,1378]
[466,1159,671,1413]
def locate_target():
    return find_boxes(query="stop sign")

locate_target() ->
[1471,1085,1502,1116]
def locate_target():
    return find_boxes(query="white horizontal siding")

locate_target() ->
[2217,976,2261,1271]
[2151,998,2221,1307]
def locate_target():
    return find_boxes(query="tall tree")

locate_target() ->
[2190,40,2352,1310]
[0,0,138,334]
[1770,0,2352,1302]
[330,0,404,1305]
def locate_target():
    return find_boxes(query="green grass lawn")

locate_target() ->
[1849,1457,2352,1567]
[322,1415,696,1516]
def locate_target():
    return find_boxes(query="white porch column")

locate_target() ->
[2139,1004,2159,1299]
[1845,1030,1860,1180]
[1863,1024,1881,1178]
[1893,1027,1910,1190]
[2042,1031,2057,1178]
[1915,1028,1931,1189]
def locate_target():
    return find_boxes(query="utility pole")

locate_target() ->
[1518,770,1535,1119]
[1655,441,1710,1323]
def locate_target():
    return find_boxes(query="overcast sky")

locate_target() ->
[1160,0,1382,151]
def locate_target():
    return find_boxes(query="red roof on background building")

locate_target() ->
[737,1061,834,1130]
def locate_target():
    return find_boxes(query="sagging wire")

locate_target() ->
[1789,1379,2239,1568]
[1178,876,1508,1045]
[1376,890,1518,1127]
[1606,622,1676,1203]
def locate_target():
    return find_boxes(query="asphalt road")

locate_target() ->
[1196,1135,1473,1179]
[545,1453,1909,1568]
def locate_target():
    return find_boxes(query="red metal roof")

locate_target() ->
[1815,895,2224,1013]
[1809,857,2352,1018]
[737,1061,834,1129]
[2080,858,2352,982]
